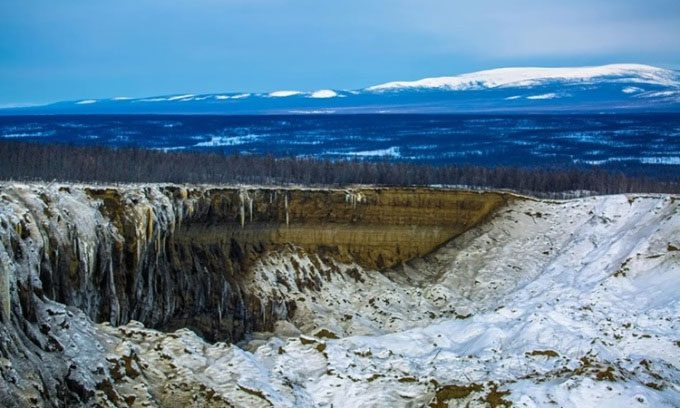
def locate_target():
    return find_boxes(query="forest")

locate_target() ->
[0,141,678,196]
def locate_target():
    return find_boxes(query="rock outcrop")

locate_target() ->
[0,183,510,406]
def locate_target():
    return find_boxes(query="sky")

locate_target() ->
[1,0,679,106]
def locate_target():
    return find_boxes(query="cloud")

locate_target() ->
[388,0,680,58]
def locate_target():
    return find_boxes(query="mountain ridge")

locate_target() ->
[3,64,680,114]
[367,63,679,91]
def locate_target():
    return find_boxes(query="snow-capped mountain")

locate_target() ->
[3,64,680,114]
[366,63,679,91]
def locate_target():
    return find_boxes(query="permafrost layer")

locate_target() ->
[0,183,508,406]
[0,183,679,407]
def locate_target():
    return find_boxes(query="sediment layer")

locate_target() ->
[2,184,509,339]
[0,183,509,406]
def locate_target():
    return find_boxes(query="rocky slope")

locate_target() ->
[1,183,679,407]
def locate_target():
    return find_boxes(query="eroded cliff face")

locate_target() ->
[0,183,509,406]
[178,187,507,270]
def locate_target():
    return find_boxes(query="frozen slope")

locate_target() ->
[92,194,680,407]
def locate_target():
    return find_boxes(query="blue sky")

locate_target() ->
[1,0,679,105]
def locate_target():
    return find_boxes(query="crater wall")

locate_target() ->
[1,184,510,342]
[0,183,510,405]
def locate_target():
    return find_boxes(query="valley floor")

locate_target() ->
[96,194,680,407]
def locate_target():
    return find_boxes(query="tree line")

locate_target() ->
[0,141,678,196]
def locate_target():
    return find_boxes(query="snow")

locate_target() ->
[501,91,567,103]
[526,93,559,100]
[268,90,302,97]
[166,94,195,101]
[75,99,97,104]
[215,93,251,100]
[326,146,401,158]
[643,90,680,98]
[138,97,169,102]
[366,64,680,91]
[622,87,644,94]
[136,94,197,102]
[308,89,338,98]
[4,183,677,406]
[633,157,679,165]
[2,131,55,138]
[101,193,680,407]
[577,156,680,166]
[194,134,259,147]
[111,96,132,100]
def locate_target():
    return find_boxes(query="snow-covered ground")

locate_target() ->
[99,194,680,407]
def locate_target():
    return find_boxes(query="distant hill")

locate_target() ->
[3,64,680,114]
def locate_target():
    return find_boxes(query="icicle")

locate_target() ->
[155,235,161,255]
[284,193,289,227]
[0,253,10,323]
[249,197,253,222]
[239,189,249,228]
[345,190,362,209]
[146,207,154,242]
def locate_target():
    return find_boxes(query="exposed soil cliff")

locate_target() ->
[0,183,509,406]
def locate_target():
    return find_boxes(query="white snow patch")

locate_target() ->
[367,64,679,91]
[194,135,259,147]
[308,89,338,99]
[348,146,400,157]
[268,90,302,97]
[75,99,96,105]
[526,93,559,100]
[643,90,680,98]
[138,97,171,102]
[166,94,195,101]
[215,93,251,100]
[579,156,680,165]
[505,95,522,100]
[152,146,187,152]
[2,131,56,138]
[324,147,401,158]
[622,86,644,94]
